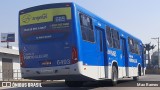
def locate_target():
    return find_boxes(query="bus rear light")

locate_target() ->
[71,47,78,64]
[20,52,25,68]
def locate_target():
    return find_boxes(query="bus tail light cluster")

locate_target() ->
[20,52,25,67]
[71,47,78,64]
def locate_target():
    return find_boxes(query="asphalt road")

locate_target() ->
[1,74,160,90]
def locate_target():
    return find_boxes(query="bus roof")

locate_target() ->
[73,3,142,43]
[19,2,142,43]
[19,2,74,14]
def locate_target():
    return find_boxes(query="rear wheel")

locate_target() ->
[138,65,141,76]
[133,65,141,81]
[133,76,139,81]
[65,81,84,87]
[111,66,118,86]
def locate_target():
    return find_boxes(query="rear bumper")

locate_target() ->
[21,62,113,81]
[23,74,94,81]
[21,62,84,80]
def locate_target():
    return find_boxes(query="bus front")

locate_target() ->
[19,3,79,80]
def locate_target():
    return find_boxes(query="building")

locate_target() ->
[0,47,21,81]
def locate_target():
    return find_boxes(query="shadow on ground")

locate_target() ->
[41,79,135,87]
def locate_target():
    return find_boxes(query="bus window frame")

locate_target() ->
[78,11,95,43]
[128,37,140,55]
[106,26,113,48]
[106,26,120,50]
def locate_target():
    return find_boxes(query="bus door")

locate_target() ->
[120,37,129,76]
[95,25,108,78]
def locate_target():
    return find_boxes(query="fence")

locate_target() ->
[146,69,160,74]
[0,69,22,81]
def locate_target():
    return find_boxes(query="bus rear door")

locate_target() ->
[120,37,129,76]
[95,22,108,78]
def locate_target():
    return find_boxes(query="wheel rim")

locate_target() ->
[113,71,117,82]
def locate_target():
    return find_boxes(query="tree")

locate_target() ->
[144,43,156,68]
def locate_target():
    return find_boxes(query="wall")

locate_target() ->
[0,53,21,80]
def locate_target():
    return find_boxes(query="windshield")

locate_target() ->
[19,7,72,43]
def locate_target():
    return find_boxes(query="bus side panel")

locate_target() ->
[74,5,106,80]
[127,40,143,77]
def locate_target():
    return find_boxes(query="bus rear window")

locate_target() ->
[19,7,72,43]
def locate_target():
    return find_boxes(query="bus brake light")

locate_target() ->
[71,47,78,64]
[20,52,25,67]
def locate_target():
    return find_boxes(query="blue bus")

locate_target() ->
[19,2,145,86]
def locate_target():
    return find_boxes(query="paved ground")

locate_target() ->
[0,74,160,90]
[0,87,160,90]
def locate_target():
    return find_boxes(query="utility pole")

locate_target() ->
[151,37,160,68]
[158,37,159,68]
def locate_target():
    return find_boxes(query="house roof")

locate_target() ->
[0,47,19,55]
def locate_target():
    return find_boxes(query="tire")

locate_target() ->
[111,66,118,86]
[65,81,84,87]
[138,66,141,76]
[133,76,139,81]
[133,66,141,81]
[99,80,113,86]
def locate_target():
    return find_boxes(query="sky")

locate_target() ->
[0,0,160,51]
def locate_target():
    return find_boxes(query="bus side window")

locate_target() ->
[79,12,95,42]
[134,40,140,54]
[128,37,134,53]
[112,29,120,49]
[106,26,113,47]
[128,37,140,54]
